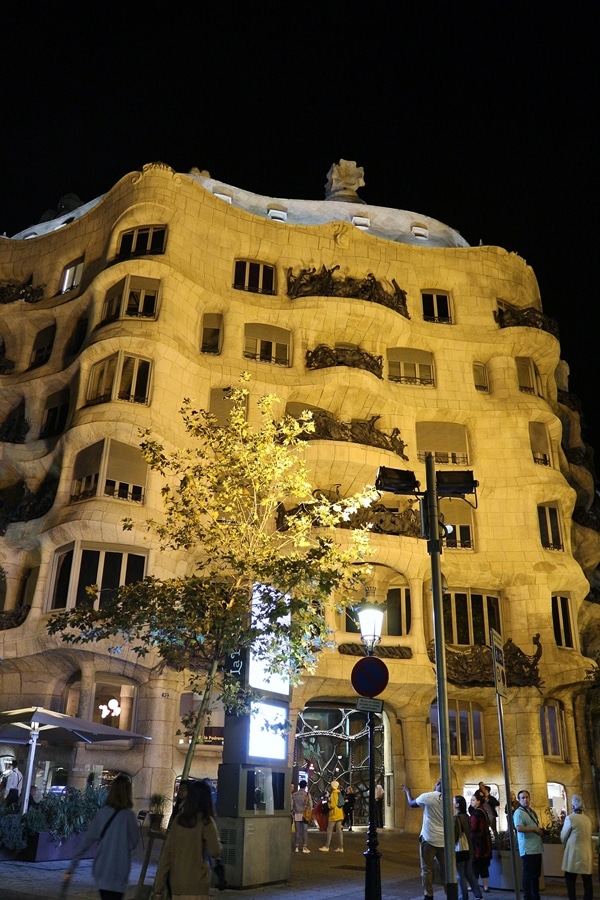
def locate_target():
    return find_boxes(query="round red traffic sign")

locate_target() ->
[351,656,389,698]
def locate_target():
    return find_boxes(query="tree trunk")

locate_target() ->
[180,658,219,780]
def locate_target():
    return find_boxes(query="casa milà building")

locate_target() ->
[0,159,599,828]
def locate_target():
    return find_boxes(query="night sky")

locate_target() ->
[2,4,596,445]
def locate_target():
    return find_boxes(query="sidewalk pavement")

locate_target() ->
[0,827,571,900]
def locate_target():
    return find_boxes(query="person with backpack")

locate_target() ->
[319,779,344,852]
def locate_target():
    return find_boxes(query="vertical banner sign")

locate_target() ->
[491,628,507,699]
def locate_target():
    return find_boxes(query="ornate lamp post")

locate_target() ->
[353,601,387,900]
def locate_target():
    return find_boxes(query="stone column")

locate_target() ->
[398,712,431,833]
[408,577,427,655]
[503,691,547,808]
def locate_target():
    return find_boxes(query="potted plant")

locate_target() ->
[0,786,105,862]
[149,793,167,830]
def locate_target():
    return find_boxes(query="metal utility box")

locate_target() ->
[217,815,291,887]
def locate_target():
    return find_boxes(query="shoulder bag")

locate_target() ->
[303,797,313,823]
[455,815,469,853]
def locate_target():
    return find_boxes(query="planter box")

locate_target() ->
[488,850,547,891]
[18,831,94,863]
[489,851,517,890]
[542,843,563,878]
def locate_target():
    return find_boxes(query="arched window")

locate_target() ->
[65,673,137,732]
[430,699,483,759]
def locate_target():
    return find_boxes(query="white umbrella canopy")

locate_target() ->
[0,706,151,812]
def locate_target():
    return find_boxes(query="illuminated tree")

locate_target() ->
[48,376,376,777]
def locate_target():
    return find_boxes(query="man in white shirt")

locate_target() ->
[402,779,445,900]
[5,761,23,808]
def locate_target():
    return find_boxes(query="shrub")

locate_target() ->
[0,812,27,851]
[0,786,106,849]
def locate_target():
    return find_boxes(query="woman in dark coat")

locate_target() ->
[343,785,356,831]
[455,795,483,900]
[469,790,493,893]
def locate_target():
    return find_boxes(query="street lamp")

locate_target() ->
[355,600,387,900]
[375,455,478,900]
[357,602,384,654]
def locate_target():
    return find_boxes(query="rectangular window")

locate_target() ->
[416,422,468,465]
[41,388,70,438]
[439,497,474,549]
[552,594,574,648]
[201,313,223,354]
[385,587,411,635]
[60,259,84,294]
[516,357,542,396]
[233,261,276,295]
[431,700,483,759]
[529,422,552,466]
[50,544,146,610]
[118,356,151,403]
[102,276,160,324]
[30,324,57,369]
[87,353,151,406]
[540,701,567,758]
[473,362,489,392]
[422,292,452,324]
[388,349,435,386]
[244,324,291,366]
[209,386,248,427]
[443,589,500,645]
[72,439,147,504]
[538,505,563,550]
[117,226,166,259]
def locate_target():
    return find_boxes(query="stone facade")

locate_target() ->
[1,161,599,824]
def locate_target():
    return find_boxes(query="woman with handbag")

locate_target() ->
[155,780,222,900]
[561,794,593,900]
[63,773,139,900]
[291,780,312,853]
[469,790,493,893]
[454,795,483,900]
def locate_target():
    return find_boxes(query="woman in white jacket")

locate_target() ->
[560,794,593,900]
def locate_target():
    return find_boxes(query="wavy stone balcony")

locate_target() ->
[0,277,45,306]
[306,344,383,379]
[297,410,409,459]
[494,304,559,339]
[287,265,410,318]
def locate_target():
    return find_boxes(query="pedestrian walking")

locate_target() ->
[561,794,593,900]
[63,773,139,900]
